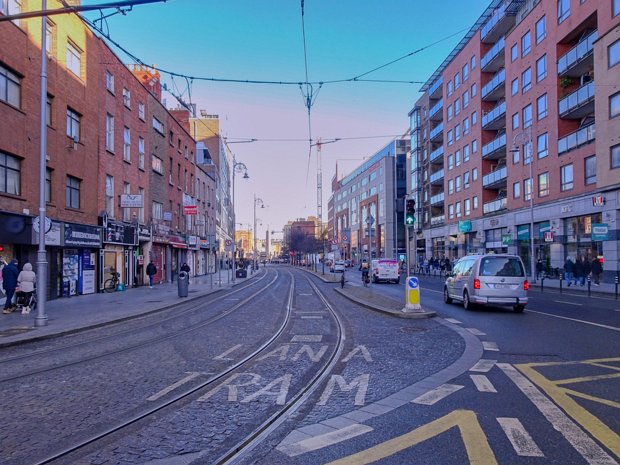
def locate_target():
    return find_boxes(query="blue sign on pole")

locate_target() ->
[408,277,419,289]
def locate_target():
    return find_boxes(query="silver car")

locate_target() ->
[444,254,529,313]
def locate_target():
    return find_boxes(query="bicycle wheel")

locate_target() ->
[104,278,116,293]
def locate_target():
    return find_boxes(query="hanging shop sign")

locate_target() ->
[592,196,606,207]
[458,220,472,233]
[544,231,554,242]
[32,220,62,246]
[183,205,198,215]
[103,219,137,246]
[64,223,102,248]
[137,224,152,242]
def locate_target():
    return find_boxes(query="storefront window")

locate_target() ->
[563,214,603,263]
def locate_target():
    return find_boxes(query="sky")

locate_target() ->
[83,0,491,239]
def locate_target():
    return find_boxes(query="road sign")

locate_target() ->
[366,215,375,225]
[405,275,421,311]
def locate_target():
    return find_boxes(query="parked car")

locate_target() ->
[370,259,400,284]
[444,254,528,312]
[333,260,346,272]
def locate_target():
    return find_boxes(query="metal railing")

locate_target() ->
[558,124,595,155]
[481,4,507,40]
[430,145,444,163]
[429,76,443,96]
[481,68,506,99]
[483,197,507,214]
[429,98,444,118]
[482,165,507,187]
[558,81,594,116]
[482,133,507,159]
[430,192,445,205]
[481,36,505,69]
[430,122,444,140]
[482,101,506,127]
[430,168,445,183]
[557,30,598,75]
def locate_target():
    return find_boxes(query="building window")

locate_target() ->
[138,102,145,120]
[611,144,620,169]
[105,175,114,215]
[45,20,55,55]
[138,187,145,222]
[537,133,548,159]
[471,55,476,70]
[123,127,131,162]
[138,137,145,170]
[123,87,131,108]
[455,99,461,115]
[521,31,531,57]
[472,167,478,181]
[463,64,468,82]
[538,172,549,197]
[106,113,114,152]
[472,139,477,153]
[464,117,470,135]
[536,55,547,82]
[46,95,53,126]
[1,0,23,26]
[447,130,453,146]
[537,94,548,120]
[45,168,52,203]
[456,202,462,217]
[0,151,20,195]
[66,175,80,209]
[511,78,519,96]
[561,164,573,191]
[152,117,164,135]
[448,204,454,219]
[522,68,532,93]
[513,181,520,199]
[471,83,477,97]
[152,155,163,174]
[614,0,620,16]
[536,16,546,44]
[0,64,21,108]
[472,111,477,126]
[610,91,620,118]
[464,198,471,216]
[66,108,81,141]
[448,154,454,170]
[105,71,114,93]
[66,41,82,77]
[585,155,596,184]
[463,90,469,108]
[123,182,131,221]
[464,171,470,188]
[464,145,470,162]
[152,201,163,220]
[447,104,453,121]
[524,178,532,201]
[609,40,620,68]
[456,150,462,166]
[513,145,520,164]
[449,179,454,194]
[455,124,461,141]
[454,72,460,90]
[447,80,453,96]
[511,43,518,62]
[473,196,478,210]
[512,112,520,130]
[523,104,532,128]
[558,0,570,23]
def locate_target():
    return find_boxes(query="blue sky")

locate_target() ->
[84,0,491,235]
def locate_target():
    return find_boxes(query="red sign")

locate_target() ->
[544,231,554,242]
[183,205,198,215]
[592,196,605,206]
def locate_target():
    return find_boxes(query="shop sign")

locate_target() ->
[592,196,606,206]
[200,239,209,249]
[517,224,530,240]
[32,220,62,246]
[501,234,512,246]
[169,234,188,249]
[137,224,152,242]
[152,220,170,237]
[103,219,137,246]
[592,223,609,241]
[490,219,499,227]
[188,235,199,249]
[341,228,351,244]
[458,220,472,233]
[163,211,173,221]
[64,223,102,248]
[561,204,573,213]
[120,194,143,208]
[183,205,198,215]
[544,231,554,242]
[538,221,551,239]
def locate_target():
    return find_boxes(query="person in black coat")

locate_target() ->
[2,259,19,313]
[591,257,603,285]
[146,262,157,288]
[582,256,591,286]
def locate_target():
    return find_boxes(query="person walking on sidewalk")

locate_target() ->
[2,259,19,314]
[573,256,584,287]
[146,262,157,288]
[591,257,603,285]
[564,256,574,286]
[17,263,36,314]
[582,256,591,286]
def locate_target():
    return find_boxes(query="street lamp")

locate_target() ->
[231,158,249,282]
[511,127,536,283]
[253,195,265,270]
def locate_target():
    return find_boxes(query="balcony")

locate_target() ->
[557,30,597,77]
[429,76,443,99]
[481,4,517,44]
[481,37,505,72]
[430,145,444,164]
[558,124,595,155]
[482,165,508,189]
[430,192,445,206]
[430,122,444,142]
[481,101,506,130]
[430,168,445,185]
[559,81,595,119]
[483,197,508,214]
[481,68,506,101]
[429,98,444,121]
[431,214,445,226]
[482,133,507,160]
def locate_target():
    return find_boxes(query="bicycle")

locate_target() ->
[362,271,370,287]
[104,272,120,293]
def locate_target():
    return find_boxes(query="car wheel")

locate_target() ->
[463,290,472,310]
[513,305,525,313]
[443,286,453,304]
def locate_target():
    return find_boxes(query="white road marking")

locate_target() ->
[498,363,617,465]
[497,417,544,457]
[554,300,583,306]
[466,327,486,336]
[213,344,242,361]
[318,374,370,406]
[470,359,497,373]
[291,335,323,342]
[295,311,325,314]
[276,424,373,457]
[147,372,209,401]
[527,309,620,332]
[241,374,292,405]
[412,384,464,405]
[425,288,443,294]
[301,315,324,319]
[342,345,373,363]
[470,374,497,393]
[482,341,499,351]
[444,318,462,324]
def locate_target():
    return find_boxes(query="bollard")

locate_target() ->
[403,276,421,312]
[559,275,563,294]
[587,275,591,297]
[178,271,189,297]
[615,275,619,300]
[541,276,544,293]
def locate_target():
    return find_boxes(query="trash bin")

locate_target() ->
[178,271,189,297]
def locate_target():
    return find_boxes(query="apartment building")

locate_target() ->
[410,0,620,281]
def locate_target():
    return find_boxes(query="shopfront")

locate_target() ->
[136,224,152,286]
[485,227,509,254]
[187,235,199,276]
[168,234,188,281]
[100,216,137,290]
[563,213,604,263]
[63,222,102,296]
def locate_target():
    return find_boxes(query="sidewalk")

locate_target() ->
[0,269,250,348]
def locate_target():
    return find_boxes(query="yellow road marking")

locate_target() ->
[325,409,497,465]
[555,372,620,385]
[517,359,620,459]
[562,389,620,409]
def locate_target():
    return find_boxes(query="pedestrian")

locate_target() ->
[564,256,574,286]
[573,256,583,286]
[181,262,190,273]
[340,270,345,289]
[146,261,157,288]
[582,256,591,286]
[17,262,36,314]
[591,257,602,285]
[536,259,543,279]
[2,259,19,314]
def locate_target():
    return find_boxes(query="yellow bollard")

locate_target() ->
[404,276,422,311]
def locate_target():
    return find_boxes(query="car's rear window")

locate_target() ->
[479,257,525,277]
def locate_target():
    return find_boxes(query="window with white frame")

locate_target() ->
[105,71,114,93]
[1,0,22,26]
[123,182,131,221]
[106,113,114,152]
[123,88,131,108]
[561,164,573,191]
[464,145,470,162]
[138,187,145,222]
[66,41,82,77]
[584,155,596,185]
[558,0,570,23]
[537,93,548,119]
[0,64,21,108]
[138,137,145,170]
[138,102,145,120]
[537,133,548,159]
[521,31,531,57]
[66,108,81,141]
[152,155,163,174]
[123,127,131,162]
[152,116,164,135]
[456,150,461,166]
[0,151,20,195]
[45,20,54,55]
[464,198,471,216]
[538,172,549,197]
[456,176,462,192]
[152,201,163,220]
[66,175,80,209]
[105,175,114,215]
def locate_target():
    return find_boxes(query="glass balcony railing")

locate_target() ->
[557,30,598,76]
[430,122,444,140]
[558,124,595,155]
[429,98,444,119]
[481,37,505,70]
[482,165,508,187]
[431,215,445,226]
[482,133,507,159]
[429,76,443,97]
[430,192,445,205]
[482,101,506,128]
[430,168,445,183]
[430,145,444,163]
[483,197,508,214]
[559,81,595,117]
[481,68,506,100]
[481,4,507,40]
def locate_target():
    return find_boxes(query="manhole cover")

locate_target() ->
[400,326,427,333]
[0,327,33,337]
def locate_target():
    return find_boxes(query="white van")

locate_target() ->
[371,259,401,284]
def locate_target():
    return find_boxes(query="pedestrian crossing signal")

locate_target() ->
[405,199,415,227]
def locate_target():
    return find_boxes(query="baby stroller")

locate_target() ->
[15,289,37,314]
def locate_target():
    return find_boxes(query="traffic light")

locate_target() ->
[405,198,415,226]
